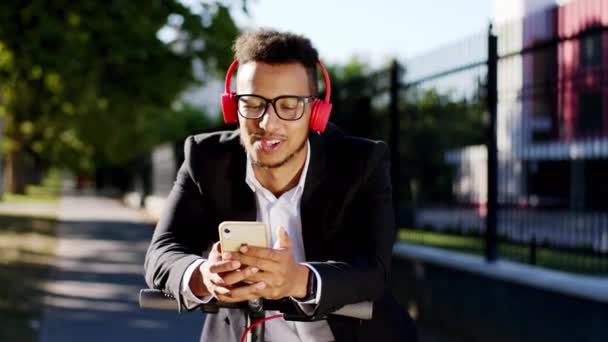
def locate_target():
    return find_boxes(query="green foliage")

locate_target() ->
[3,168,63,203]
[400,88,486,205]
[0,1,243,175]
[162,104,224,143]
[326,56,486,208]
[324,57,379,138]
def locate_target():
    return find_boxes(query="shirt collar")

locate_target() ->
[245,139,311,204]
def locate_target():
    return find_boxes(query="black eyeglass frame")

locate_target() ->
[234,94,315,121]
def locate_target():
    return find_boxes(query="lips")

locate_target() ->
[252,136,285,153]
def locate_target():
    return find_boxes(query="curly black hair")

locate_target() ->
[233,29,319,95]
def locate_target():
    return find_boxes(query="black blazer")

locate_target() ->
[144,124,417,341]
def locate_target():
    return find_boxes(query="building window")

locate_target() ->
[585,160,608,210]
[577,92,603,136]
[531,47,557,141]
[580,32,602,67]
[526,160,570,208]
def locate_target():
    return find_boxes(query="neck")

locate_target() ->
[253,143,308,197]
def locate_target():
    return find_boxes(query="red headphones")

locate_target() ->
[221,59,333,133]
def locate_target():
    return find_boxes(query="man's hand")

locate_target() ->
[224,227,310,300]
[189,242,267,303]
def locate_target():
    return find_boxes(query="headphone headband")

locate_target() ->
[221,58,333,133]
[223,59,331,102]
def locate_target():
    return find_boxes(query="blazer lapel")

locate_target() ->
[301,131,328,260]
[225,137,257,222]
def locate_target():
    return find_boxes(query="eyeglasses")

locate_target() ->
[235,94,314,121]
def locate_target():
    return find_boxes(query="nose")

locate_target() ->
[258,104,281,131]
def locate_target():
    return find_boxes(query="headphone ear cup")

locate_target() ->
[309,99,332,133]
[221,93,238,124]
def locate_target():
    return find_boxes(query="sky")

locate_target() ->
[232,0,493,67]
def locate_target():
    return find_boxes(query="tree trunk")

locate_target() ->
[4,147,25,194]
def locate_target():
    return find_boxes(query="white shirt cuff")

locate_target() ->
[181,258,214,309]
[290,263,322,315]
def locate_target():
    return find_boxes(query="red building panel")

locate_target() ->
[557,0,608,140]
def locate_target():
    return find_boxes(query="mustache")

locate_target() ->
[250,132,287,140]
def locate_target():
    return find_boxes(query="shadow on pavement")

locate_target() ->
[39,216,204,342]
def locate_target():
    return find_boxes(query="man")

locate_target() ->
[144,29,417,341]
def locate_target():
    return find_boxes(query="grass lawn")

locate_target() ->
[0,171,61,341]
[0,215,58,342]
[399,228,608,275]
[2,169,62,204]
[0,215,57,341]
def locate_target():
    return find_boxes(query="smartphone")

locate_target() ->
[218,221,270,253]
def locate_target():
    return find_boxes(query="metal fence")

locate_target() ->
[336,0,608,274]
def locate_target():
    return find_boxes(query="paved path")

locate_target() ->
[38,196,204,342]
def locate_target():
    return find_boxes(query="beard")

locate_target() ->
[241,133,308,169]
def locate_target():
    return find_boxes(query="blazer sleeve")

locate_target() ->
[306,142,396,317]
[144,136,214,311]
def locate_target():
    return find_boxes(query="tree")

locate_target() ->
[399,87,486,207]
[0,1,243,193]
[325,58,486,211]
[325,56,380,138]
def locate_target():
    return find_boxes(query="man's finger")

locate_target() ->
[229,253,280,273]
[213,285,231,295]
[208,272,224,285]
[222,266,260,286]
[208,260,241,274]
[216,282,265,302]
[236,245,283,261]
[217,292,258,303]
[242,270,278,286]
[208,241,222,261]
[276,227,292,249]
[228,281,266,298]
[212,241,221,253]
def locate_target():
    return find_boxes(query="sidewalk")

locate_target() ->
[38,196,203,342]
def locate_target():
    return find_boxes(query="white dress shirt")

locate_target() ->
[181,140,335,341]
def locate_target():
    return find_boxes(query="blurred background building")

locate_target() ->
[413,0,608,254]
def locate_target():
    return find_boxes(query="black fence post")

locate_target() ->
[389,59,401,214]
[529,237,537,265]
[485,25,498,263]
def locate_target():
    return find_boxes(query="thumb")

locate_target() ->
[274,227,291,249]
[210,242,222,261]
